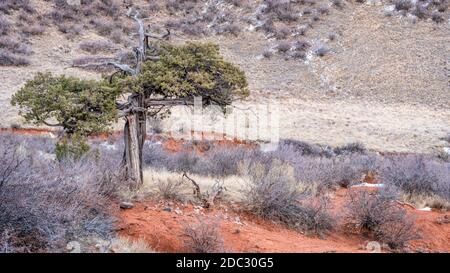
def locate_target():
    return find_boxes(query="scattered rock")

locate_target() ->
[443,147,450,156]
[437,215,450,225]
[66,241,81,253]
[174,208,182,215]
[120,202,134,209]
[163,207,172,212]
[366,241,381,253]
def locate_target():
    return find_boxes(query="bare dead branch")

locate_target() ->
[181,172,225,208]
[107,61,136,75]
[182,172,203,202]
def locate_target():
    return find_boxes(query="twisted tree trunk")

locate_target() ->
[123,93,146,187]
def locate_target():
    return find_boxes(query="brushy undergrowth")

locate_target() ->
[0,134,124,252]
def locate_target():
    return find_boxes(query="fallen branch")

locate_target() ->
[182,172,203,203]
[182,172,225,208]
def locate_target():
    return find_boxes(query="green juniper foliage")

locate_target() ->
[120,42,249,110]
[11,43,249,159]
[11,72,120,136]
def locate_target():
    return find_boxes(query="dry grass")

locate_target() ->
[345,189,420,249]
[110,237,154,253]
[183,216,225,253]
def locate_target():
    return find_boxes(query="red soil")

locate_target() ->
[2,127,448,252]
[117,188,450,253]
[0,127,257,153]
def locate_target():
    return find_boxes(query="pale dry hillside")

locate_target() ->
[0,0,449,153]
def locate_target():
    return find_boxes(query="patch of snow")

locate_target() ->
[443,147,450,156]
[146,141,162,147]
[46,132,57,139]
[418,207,432,212]
[100,143,116,150]
[38,150,56,161]
[260,142,278,153]
[384,5,396,12]
[247,24,256,31]
[351,183,385,188]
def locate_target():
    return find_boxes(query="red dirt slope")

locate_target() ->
[117,189,450,253]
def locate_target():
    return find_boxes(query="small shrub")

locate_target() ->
[0,18,12,35]
[264,0,299,22]
[331,0,344,8]
[297,197,336,237]
[0,49,30,66]
[156,178,187,202]
[262,48,273,58]
[241,160,335,235]
[381,155,450,202]
[290,51,306,60]
[375,216,419,249]
[57,23,83,36]
[444,133,450,143]
[22,25,46,36]
[91,18,114,36]
[345,189,419,249]
[293,40,310,51]
[184,217,224,253]
[315,46,329,57]
[110,29,125,44]
[180,22,206,36]
[55,136,90,162]
[219,23,240,36]
[303,8,313,15]
[394,0,413,11]
[72,56,114,71]
[148,117,163,134]
[204,147,250,177]
[317,6,330,15]
[328,33,337,41]
[147,2,161,12]
[79,39,115,54]
[334,142,366,155]
[274,26,291,39]
[431,12,444,23]
[277,41,291,53]
[411,4,429,19]
[0,135,26,189]
[278,139,325,157]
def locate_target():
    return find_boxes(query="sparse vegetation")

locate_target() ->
[0,134,123,252]
[1,0,449,254]
[345,189,420,249]
[183,217,224,253]
[381,155,450,209]
[79,39,115,54]
[240,159,335,236]
[155,178,188,202]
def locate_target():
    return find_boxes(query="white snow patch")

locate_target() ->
[443,147,450,156]
[384,5,395,12]
[260,142,278,153]
[351,183,385,188]
[147,141,162,147]
[100,143,117,150]
[418,207,432,212]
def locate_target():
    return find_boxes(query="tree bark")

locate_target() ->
[123,93,146,187]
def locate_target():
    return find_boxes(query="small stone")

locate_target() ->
[119,202,134,209]
[163,207,172,212]
[174,208,182,214]
[66,241,81,253]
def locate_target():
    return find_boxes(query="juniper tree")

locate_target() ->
[11,11,249,187]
